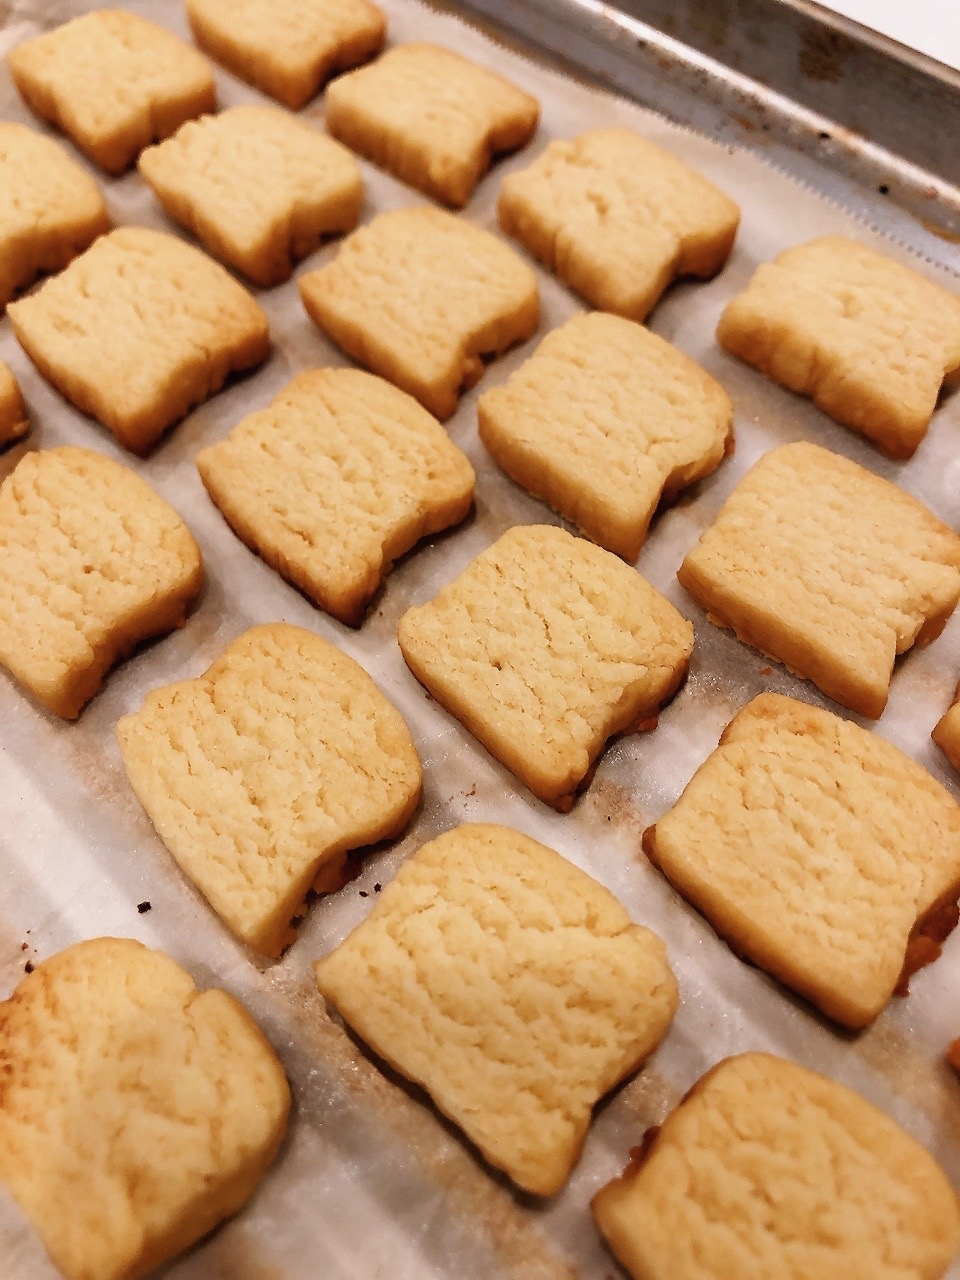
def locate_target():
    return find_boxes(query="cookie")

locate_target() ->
[592,1052,960,1280]
[196,368,475,625]
[478,312,733,560]
[116,623,422,956]
[498,128,740,321]
[0,446,202,719]
[0,361,28,447]
[0,938,290,1280]
[717,236,960,459]
[8,10,216,175]
[933,682,960,772]
[678,441,960,718]
[397,524,693,810]
[7,226,269,455]
[326,43,539,207]
[316,823,678,1195]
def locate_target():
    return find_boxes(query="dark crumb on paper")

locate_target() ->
[137,901,152,914]
[464,784,476,798]
[24,961,33,974]
[374,882,382,893]
[878,183,890,195]
[818,130,830,140]
[20,942,27,951]
[359,890,369,898]
[760,665,773,675]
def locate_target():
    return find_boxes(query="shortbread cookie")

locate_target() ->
[197,368,475,625]
[326,43,539,207]
[116,624,422,956]
[0,362,28,447]
[0,122,110,310]
[498,128,740,321]
[0,938,290,1280]
[186,0,385,110]
[316,823,678,1195]
[678,442,960,718]
[8,10,216,174]
[718,236,960,459]
[8,227,269,454]
[0,447,202,719]
[478,312,733,560]
[592,1052,960,1280]
[397,525,693,809]
[933,682,960,772]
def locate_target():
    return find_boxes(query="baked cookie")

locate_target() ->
[116,623,422,956]
[0,362,28,447]
[718,236,960,459]
[478,312,733,560]
[933,682,960,772]
[8,10,215,174]
[7,226,269,455]
[592,1052,960,1280]
[678,442,960,718]
[0,446,202,719]
[316,823,678,1196]
[326,43,539,207]
[498,128,740,321]
[197,368,475,625]
[948,1040,960,1073]
[299,205,538,418]
[0,938,290,1280]
[397,525,693,810]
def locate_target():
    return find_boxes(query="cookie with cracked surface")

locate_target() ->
[316,822,678,1196]
[196,368,475,625]
[678,441,960,718]
[0,362,28,447]
[116,623,422,956]
[478,311,733,561]
[397,524,693,810]
[298,205,538,419]
[933,681,960,773]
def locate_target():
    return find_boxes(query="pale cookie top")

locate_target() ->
[316,823,679,1196]
[678,442,960,719]
[0,938,290,1280]
[139,105,362,287]
[299,205,539,419]
[0,361,28,447]
[478,311,733,561]
[116,623,422,957]
[196,368,475,625]
[8,10,216,174]
[592,1052,960,1280]
[498,128,740,322]
[326,43,539,207]
[718,236,960,459]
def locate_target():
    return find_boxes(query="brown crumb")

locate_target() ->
[359,890,369,898]
[137,901,152,914]
[24,961,33,974]
[760,665,773,675]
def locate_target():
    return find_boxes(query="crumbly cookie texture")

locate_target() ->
[0,938,290,1280]
[116,623,422,956]
[316,823,678,1196]
[7,226,269,455]
[717,236,960,459]
[498,128,739,321]
[8,10,215,174]
[299,205,538,419]
[592,1052,960,1280]
[197,368,475,625]
[678,441,960,718]
[933,682,960,772]
[0,361,28,447]
[478,312,733,560]
[397,524,693,810]
[0,446,202,719]
[326,43,539,207]
[186,0,385,110]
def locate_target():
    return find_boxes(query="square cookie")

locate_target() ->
[592,1053,960,1280]
[139,105,363,287]
[326,43,539,207]
[116,624,422,956]
[197,368,475,625]
[8,10,216,174]
[498,128,740,321]
[717,236,960,459]
[397,524,693,810]
[186,0,386,110]
[478,312,733,560]
[316,823,679,1195]
[0,938,290,1280]
[0,446,202,719]
[933,682,960,773]
[644,693,960,1027]
[7,226,269,454]
[299,205,539,419]
[0,362,28,447]
[678,441,960,718]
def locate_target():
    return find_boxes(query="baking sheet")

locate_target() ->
[2,1,960,1276]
